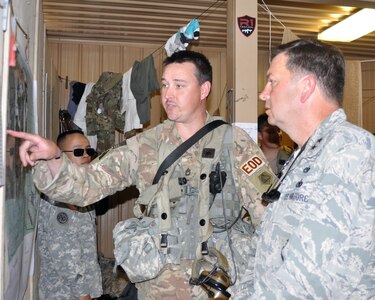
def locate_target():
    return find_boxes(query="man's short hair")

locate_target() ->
[163,50,212,85]
[56,129,84,147]
[257,113,269,133]
[272,39,345,105]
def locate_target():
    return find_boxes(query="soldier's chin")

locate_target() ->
[265,112,275,125]
[166,112,177,121]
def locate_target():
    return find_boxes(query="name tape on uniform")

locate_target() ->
[241,155,265,176]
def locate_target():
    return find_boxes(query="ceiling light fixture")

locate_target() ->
[318,8,375,42]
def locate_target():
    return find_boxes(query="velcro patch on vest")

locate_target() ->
[258,171,273,185]
[241,155,265,176]
[202,148,215,158]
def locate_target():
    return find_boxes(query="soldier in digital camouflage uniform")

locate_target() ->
[38,130,102,300]
[8,51,278,299]
[255,39,375,299]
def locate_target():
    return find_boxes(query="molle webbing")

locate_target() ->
[142,124,242,260]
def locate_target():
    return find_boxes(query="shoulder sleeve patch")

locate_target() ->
[241,155,265,176]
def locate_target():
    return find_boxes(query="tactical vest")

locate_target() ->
[134,125,252,263]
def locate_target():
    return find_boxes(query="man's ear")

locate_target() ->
[200,81,211,100]
[300,75,316,103]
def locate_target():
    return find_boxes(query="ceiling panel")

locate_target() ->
[42,0,375,60]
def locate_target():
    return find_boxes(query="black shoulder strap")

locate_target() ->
[152,120,228,185]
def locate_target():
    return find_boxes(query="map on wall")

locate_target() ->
[0,113,3,186]
[233,122,258,143]
[5,51,38,300]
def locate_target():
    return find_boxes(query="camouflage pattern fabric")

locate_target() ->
[32,114,278,299]
[85,72,125,154]
[252,109,375,299]
[38,197,103,299]
[113,217,165,283]
[136,260,207,300]
[271,145,292,176]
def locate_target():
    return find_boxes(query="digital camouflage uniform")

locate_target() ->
[33,115,278,299]
[38,198,103,299]
[251,109,375,299]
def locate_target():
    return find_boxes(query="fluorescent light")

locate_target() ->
[318,8,375,42]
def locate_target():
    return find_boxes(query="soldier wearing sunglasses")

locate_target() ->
[37,130,103,300]
[63,146,96,158]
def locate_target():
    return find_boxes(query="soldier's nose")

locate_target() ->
[259,88,269,101]
[164,87,175,99]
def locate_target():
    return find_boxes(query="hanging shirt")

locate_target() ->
[73,82,97,150]
[130,55,160,125]
[67,81,86,118]
[121,68,143,133]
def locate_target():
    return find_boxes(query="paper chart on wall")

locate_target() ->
[233,122,258,144]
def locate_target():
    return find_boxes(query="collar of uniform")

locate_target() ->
[166,113,225,145]
[304,108,346,154]
[161,118,182,145]
[206,113,226,125]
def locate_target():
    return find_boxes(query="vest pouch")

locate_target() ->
[134,179,184,218]
[113,217,166,282]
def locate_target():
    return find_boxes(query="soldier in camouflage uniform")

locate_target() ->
[8,51,278,299]
[257,112,292,177]
[38,130,102,300]
[255,39,375,299]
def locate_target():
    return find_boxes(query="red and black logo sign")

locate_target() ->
[238,15,256,37]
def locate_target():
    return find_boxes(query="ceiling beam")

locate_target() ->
[269,0,375,9]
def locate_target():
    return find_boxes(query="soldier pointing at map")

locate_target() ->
[8,50,277,299]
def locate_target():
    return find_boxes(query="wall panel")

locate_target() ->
[81,44,101,83]
[257,51,268,115]
[362,61,375,134]
[47,42,59,72]
[122,46,144,72]
[102,45,122,73]
[204,50,222,115]
[59,43,80,108]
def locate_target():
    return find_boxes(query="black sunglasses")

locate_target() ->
[63,148,96,157]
